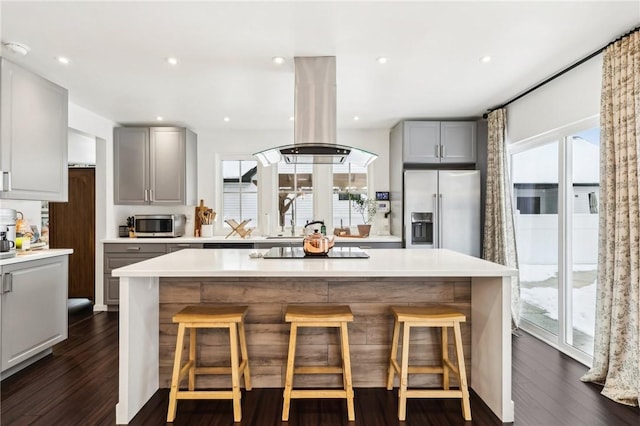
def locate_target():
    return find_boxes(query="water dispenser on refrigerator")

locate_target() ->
[411,212,432,246]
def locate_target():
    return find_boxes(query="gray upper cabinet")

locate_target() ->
[403,121,440,163]
[399,121,476,164]
[0,58,69,201]
[114,126,197,205]
[439,121,477,164]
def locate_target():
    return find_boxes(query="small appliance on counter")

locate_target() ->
[134,214,186,238]
[0,208,17,259]
[302,221,334,256]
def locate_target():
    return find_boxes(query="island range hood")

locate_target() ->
[254,56,377,167]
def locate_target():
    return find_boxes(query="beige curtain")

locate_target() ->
[482,108,520,328]
[581,30,640,406]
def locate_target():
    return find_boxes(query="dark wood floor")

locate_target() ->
[1,312,639,425]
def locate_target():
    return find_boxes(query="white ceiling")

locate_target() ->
[1,1,638,133]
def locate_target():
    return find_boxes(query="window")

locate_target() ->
[332,163,368,227]
[222,160,258,227]
[512,141,560,337]
[277,163,313,231]
[511,123,599,364]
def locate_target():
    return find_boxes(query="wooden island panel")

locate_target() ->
[158,276,471,389]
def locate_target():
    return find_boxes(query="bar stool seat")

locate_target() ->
[282,305,355,421]
[167,305,251,423]
[386,306,471,421]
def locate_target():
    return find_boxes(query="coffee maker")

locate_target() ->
[0,208,17,259]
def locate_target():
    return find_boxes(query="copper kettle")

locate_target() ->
[302,221,335,256]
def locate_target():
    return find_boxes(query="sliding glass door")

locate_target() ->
[512,141,560,336]
[511,122,599,365]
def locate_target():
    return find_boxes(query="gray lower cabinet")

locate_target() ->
[114,127,197,205]
[335,241,402,249]
[167,243,203,252]
[103,243,167,305]
[392,121,476,164]
[1,256,68,375]
[0,58,68,201]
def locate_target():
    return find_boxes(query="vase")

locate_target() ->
[357,224,371,237]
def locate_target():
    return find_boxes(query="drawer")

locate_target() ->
[104,243,166,254]
[104,253,163,274]
[166,243,203,253]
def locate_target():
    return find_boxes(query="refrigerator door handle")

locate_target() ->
[439,194,443,248]
[433,193,438,247]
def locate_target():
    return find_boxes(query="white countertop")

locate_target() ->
[112,248,517,278]
[0,248,74,266]
[102,235,402,244]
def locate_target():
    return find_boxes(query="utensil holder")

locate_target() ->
[200,224,213,238]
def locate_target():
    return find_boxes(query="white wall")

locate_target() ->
[68,129,96,165]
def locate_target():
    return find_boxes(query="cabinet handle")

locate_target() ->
[441,145,445,158]
[0,171,11,191]
[149,189,153,202]
[434,144,440,158]
[176,244,190,247]
[126,246,141,251]
[2,273,12,294]
[144,189,149,202]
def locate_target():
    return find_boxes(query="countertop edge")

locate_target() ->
[0,249,74,266]
[112,248,518,278]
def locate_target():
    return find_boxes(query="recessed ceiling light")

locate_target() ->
[353,116,360,121]
[167,57,178,65]
[272,56,285,65]
[56,56,70,65]
[480,55,492,63]
[3,42,30,56]
[223,117,230,122]
[156,116,164,121]
[377,57,389,64]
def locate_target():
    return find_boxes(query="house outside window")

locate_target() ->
[222,160,258,227]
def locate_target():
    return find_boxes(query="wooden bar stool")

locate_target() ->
[167,305,251,423]
[386,306,471,421]
[282,305,355,421]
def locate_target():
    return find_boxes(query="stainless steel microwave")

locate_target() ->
[134,214,186,237]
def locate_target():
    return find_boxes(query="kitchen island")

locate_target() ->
[113,248,517,424]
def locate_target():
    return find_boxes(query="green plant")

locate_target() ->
[349,193,377,224]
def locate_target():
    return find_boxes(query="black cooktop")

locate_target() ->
[262,247,369,259]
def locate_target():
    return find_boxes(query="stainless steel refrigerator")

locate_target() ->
[404,170,480,256]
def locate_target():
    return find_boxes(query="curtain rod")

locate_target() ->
[483,25,640,118]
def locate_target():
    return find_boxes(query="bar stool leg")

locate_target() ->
[238,319,252,390]
[227,322,242,422]
[398,322,411,421]
[340,321,355,421]
[442,326,450,390]
[167,323,186,422]
[189,327,196,391]
[386,317,400,390]
[282,323,298,421]
[453,322,472,421]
